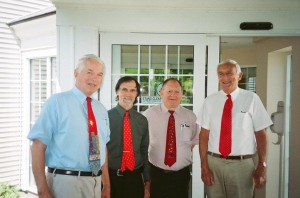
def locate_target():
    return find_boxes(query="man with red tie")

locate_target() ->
[197,59,273,198]
[107,76,150,198]
[143,78,199,198]
[28,54,111,198]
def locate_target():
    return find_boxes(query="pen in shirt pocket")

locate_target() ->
[180,123,190,130]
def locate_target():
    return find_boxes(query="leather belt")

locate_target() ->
[48,167,102,177]
[109,168,142,177]
[207,151,253,160]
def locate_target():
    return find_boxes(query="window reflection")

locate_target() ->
[112,44,194,111]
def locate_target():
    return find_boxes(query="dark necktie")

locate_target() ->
[164,110,176,167]
[219,94,233,158]
[86,97,101,175]
[120,111,135,171]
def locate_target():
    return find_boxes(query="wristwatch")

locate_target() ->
[259,161,267,168]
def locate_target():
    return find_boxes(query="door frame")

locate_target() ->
[99,32,220,197]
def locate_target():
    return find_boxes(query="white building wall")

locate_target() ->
[0,0,53,187]
[9,13,56,191]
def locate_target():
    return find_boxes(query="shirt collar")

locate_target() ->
[116,103,134,116]
[221,87,240,101]
[160,103,180,114]
[72,86,90,104]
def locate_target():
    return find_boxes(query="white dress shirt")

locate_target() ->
[197,88,273,155]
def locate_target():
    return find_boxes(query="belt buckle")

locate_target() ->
[65,170,73,175]
[117,169,124,176]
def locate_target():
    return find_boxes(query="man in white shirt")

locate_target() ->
[197,59,273,198]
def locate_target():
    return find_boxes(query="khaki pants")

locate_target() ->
[47,172,101,198]
[205,155,255,198]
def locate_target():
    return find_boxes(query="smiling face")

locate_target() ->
[217,62,243,94]
[160,79,183,110]
[116,80,138,111]
[74,59,104,97]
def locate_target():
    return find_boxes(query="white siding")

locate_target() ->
[0,0,53,187]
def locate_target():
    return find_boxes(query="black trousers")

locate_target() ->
[109,168,144,198]
[150,164,191,198]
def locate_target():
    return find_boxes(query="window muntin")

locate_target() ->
[112,45,194,112]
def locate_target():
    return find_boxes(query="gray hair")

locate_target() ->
[75,54,105,73]
[217,59,241,74]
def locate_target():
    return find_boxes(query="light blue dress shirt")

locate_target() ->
[28,87,110,171]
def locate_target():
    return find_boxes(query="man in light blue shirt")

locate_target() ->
[28,54,111,198]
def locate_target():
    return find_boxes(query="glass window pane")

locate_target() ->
[180,76,194,105]
[51,58,57,94]
[151,46,165,74]
[140,76,149,96]
[111,44,194,112]
[168,46,178,75]
[125,68,138,74]
[240,67,256,92]
[180,46,194,74]
[40,59,47,80]
[182,106,193,111]
[41,82,47,101]
[140,45,149,74]
[150,76,164,96]
[122,45,138,74]
[30,82,40,100]
[30,60,40,80]
[30,103,41,122]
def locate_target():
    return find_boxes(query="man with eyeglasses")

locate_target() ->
[107,76,150,198]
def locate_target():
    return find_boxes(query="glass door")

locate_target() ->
[99,33,207,113]
[99,33,214,197]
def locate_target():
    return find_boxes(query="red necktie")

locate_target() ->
[164,110,176,167]
[86,97,101,175]
[219,94,233,158]
[121,111,135,171]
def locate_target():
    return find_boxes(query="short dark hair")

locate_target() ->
[115,76,141,104]
[161,78,183,90]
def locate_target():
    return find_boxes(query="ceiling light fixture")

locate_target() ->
[240,22,273,30]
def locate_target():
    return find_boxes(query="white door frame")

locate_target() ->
[21,47,56,193]
[99,32,220,197]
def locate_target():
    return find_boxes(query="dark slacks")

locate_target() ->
[150,164,191,198]
[109,168,144,198]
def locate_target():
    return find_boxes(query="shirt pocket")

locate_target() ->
[234,112,253,130]
[180,124,193,142]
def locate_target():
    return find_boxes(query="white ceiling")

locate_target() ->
[221,37,256,49]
